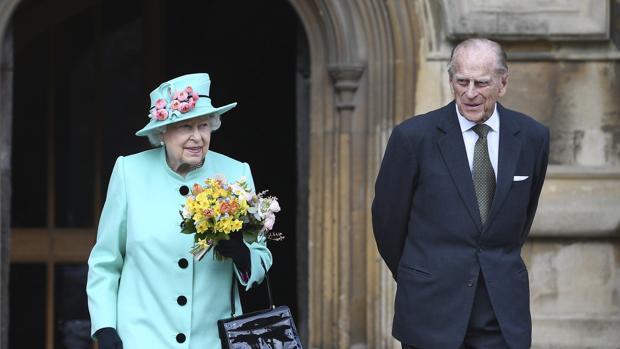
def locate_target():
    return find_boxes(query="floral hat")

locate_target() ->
[135,73,237,136]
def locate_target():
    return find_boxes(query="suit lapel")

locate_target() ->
[486,104,522,229]
[437,103,483,232]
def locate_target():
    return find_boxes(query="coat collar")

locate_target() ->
[436,101,522,232]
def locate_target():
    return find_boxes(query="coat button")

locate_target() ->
[176,333,186,343]
[178,258,188,269]
[467,279,474,287]
[179,185,190,196]
[177,295,187,306]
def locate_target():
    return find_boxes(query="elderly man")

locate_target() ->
[372,38,549,349]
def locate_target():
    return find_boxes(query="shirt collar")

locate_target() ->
[456,103,500,133]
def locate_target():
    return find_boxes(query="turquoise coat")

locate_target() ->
[87,147,272,348]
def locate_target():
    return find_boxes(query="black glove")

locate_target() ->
[216,231,251,271]
[95,327,123,349]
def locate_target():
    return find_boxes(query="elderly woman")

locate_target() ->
[87,73,272,349]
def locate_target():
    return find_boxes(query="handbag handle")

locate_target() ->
[229,259,274,317]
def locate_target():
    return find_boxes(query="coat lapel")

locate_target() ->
[486,104,522,229]
[437,103,483,232]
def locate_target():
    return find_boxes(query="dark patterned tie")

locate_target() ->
[472,124,495,225]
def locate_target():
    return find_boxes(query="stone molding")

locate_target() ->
[531,165,620,237]
[441,0,610,41]
[289,1,417,347]
[327,64,365,112]
[421,0,619,62]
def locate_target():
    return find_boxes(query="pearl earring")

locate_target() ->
[160,141,164,146]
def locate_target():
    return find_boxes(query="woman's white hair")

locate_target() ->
[146,114,222,147]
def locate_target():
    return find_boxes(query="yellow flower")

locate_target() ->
[197,238,210,249]
[230,219,243,232]
[196,220,210,234]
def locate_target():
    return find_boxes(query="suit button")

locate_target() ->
[467,279,474,287]
[177,295,187,306]
[178,258,188,269]
[176,333,186,343]
[179,185,190,196]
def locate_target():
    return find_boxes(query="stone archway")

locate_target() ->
[286,1,421,347]
[0,1,426,348]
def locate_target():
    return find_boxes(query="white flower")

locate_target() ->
[244,191,253,202]
[263,213,276,231]
[268,199,281,213]
[182,205,192,219]
[230,183,243,195]
[214,174,227,184]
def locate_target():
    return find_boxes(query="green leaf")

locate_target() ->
[180,220,196,234]
[243,231,258,243]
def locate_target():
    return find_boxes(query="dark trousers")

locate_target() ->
[401,274,508,349]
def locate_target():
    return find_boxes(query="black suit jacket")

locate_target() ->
[372,101,549,349]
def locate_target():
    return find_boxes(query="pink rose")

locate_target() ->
[185,86,193,93]
[173,91,180,100]
[192,92,199,101]
[170,100,181,110]
[178,91,189,101]
[150,109,157,120]
[263,214,276,231]
[189,100,196,110]
[179,102,190,112]
[155,98,167,109]
[156,109,169,121]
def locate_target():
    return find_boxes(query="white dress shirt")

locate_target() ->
[456,104,500,179]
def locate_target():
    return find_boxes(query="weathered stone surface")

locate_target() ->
[531,167,620,237]
[502,62,620,167]
[524,241,620,348]
[442,0,610,40]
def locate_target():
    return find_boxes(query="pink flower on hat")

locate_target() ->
[155,98,167,109]
[179,102,190,113]
[178,91,189,101]
[155,109,169,121]
[148,85,198,122]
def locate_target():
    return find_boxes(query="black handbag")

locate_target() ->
[217,260,303,349]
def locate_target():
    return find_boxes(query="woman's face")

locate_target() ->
[162,116,212,173]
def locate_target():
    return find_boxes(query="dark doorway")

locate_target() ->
[10,0,307,347]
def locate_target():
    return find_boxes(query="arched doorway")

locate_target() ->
[5,0,307,347]
[3,0,423,347]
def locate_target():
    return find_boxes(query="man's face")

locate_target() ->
[450,49,508,123]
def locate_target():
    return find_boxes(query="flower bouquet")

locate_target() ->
[180,175,282,261]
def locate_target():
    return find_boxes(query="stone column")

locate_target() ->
[327,63,364,348]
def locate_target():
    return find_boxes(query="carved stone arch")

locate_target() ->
[288,1,422,348]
